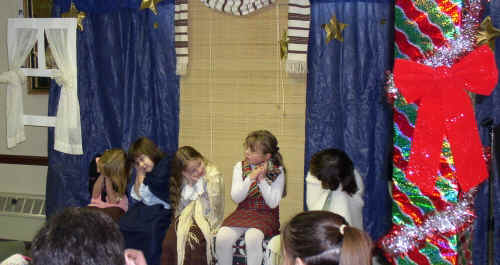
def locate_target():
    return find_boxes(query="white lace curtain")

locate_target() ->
[46,27,82,154]
[0,27,37,148]
[0,18,82,155]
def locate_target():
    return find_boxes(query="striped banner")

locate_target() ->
[200,0,275,15]
[287,0,310,74]
[175,0,188,75]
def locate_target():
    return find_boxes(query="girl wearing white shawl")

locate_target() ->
[161,146,224,265]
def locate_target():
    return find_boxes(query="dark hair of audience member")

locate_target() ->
[31,207,126,265]
[282,211,373,265]
[309,149,358,196]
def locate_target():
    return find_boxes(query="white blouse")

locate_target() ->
[306,170,364,229]
[177,163,225,231]
[130,182,171,209]
[230,161,285,209]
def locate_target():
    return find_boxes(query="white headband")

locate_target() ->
[339,224,347,235]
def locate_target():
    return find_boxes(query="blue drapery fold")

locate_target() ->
[474,3,500,265]
[305,0,393,241]
[46,3,179,216]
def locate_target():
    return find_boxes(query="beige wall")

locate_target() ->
[179,0,307,226]
[0,1,47,196]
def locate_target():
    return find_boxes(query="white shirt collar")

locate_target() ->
[181,178,205,201]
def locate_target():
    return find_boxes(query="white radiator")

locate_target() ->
[0,193,45,242]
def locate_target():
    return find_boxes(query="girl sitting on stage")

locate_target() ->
[216,130,286,265]
[161,146,224,265]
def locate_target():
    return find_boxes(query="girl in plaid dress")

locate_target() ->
[216,130,286,265]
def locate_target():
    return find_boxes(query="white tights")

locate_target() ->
[216,226,265,265]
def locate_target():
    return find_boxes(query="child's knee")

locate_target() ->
[268,235,281,252]
[216,227,238,244]
[244,228,264,244]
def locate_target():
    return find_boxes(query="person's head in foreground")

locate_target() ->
[282,211,373,265]
[31,207,146,265]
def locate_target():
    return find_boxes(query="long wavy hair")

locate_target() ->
[245,130,287,197]
[169,146,205,213]
[98,148,130,196]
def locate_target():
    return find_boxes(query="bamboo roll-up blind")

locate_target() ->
[178,0,307,225]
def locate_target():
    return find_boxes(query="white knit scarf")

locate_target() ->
[176,199,213,265]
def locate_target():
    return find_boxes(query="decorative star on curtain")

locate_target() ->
[477,16,500,50]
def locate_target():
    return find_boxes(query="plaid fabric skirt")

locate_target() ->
[222,208,279,237]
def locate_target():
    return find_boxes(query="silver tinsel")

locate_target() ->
[383,0,484,255]
[381,189,476,255]
[419,8,479,67]
[387,0,482,97]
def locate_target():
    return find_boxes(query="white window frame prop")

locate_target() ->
[1,18,83,155]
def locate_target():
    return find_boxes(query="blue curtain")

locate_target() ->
[474,2,500,265]
[305,0,393,241]
[46,1,179,216]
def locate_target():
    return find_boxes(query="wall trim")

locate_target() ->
[0,155,48,166]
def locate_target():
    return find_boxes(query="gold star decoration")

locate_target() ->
[279,30,289,60]
[61,2,86,31]
[477,16,500,51]
[322,15,348,44]
[140,0,163,15]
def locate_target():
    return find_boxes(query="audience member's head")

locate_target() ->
[31,207,126,265]
[309,148,358,195]
[282,211,373,265]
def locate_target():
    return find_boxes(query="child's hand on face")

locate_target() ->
[135,164,147,176]
[256,163,267,182]
[249,163,267,182]
[134,163,147,197]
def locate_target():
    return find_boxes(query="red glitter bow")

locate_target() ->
[394,45,498,195]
